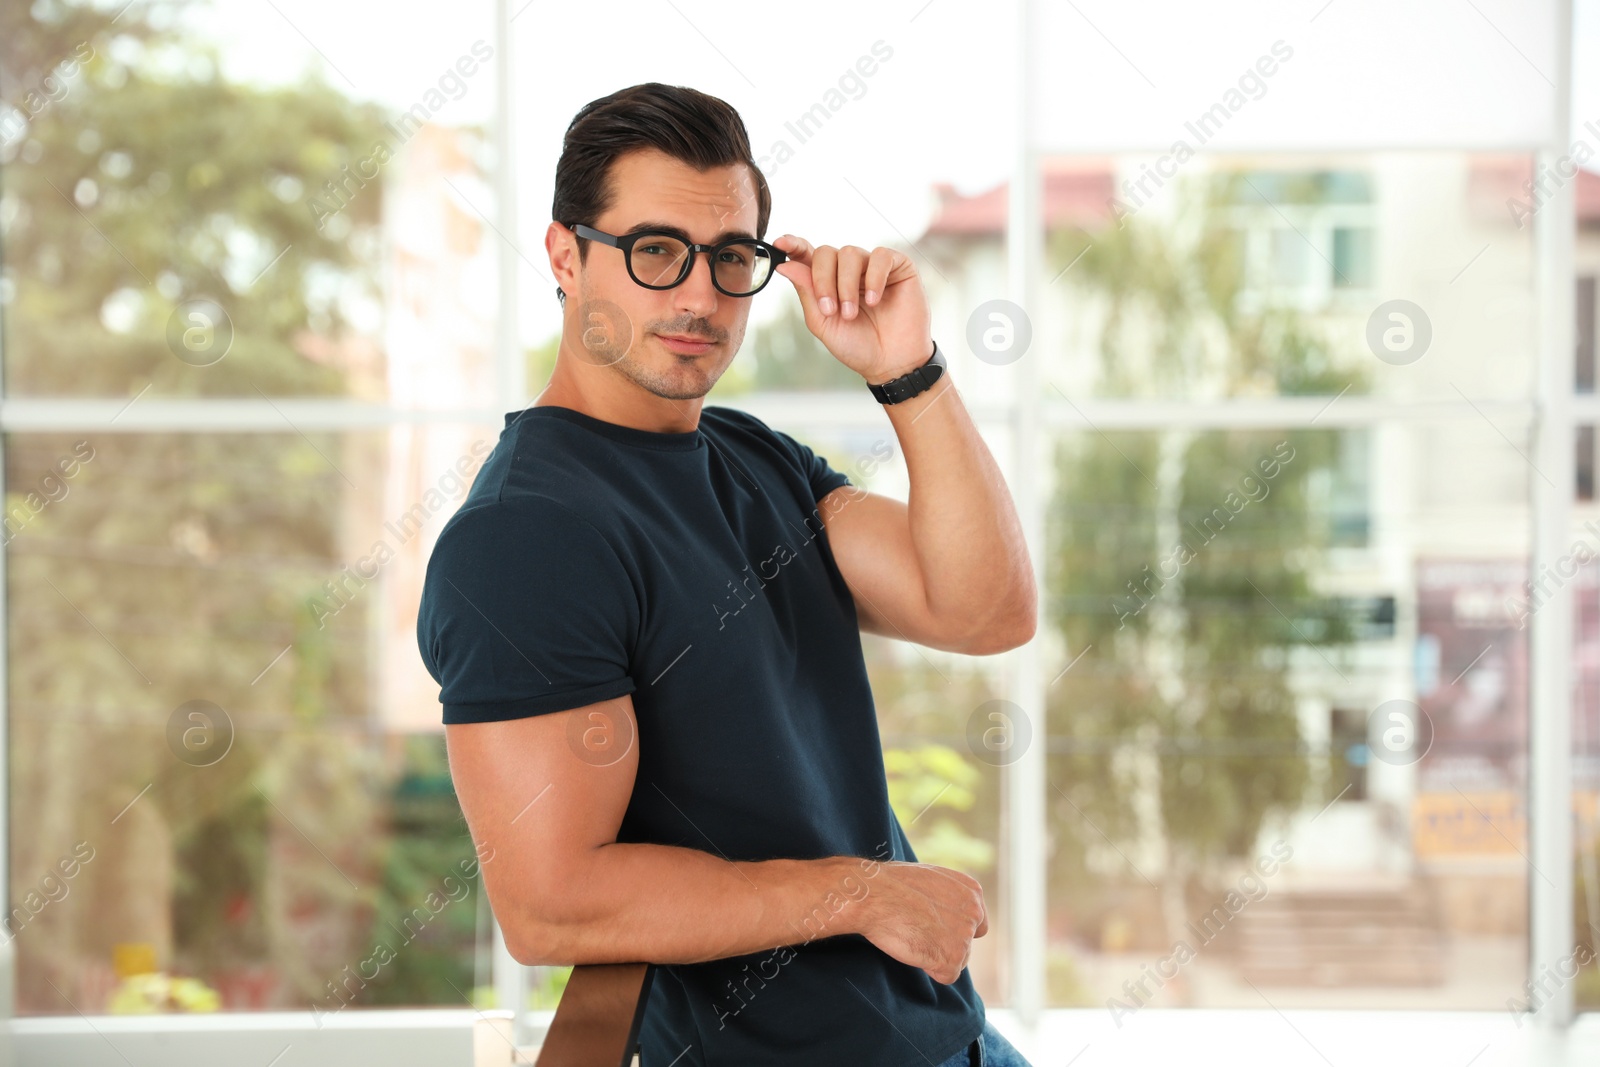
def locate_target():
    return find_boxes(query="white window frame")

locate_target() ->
[0,1,1583,1063]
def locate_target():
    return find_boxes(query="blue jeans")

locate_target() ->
[933,1018,1035,1067]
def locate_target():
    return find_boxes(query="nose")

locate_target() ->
[672,251,721,317]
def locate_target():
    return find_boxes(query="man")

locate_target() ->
[417,82,1037,1067]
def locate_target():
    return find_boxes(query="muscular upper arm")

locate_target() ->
[817,483,967,651]
[445,692,639,957]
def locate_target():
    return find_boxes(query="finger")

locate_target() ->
[836,246,868,320]
[772,233,813,264]
[968,880,988,936]
[936,867,987,936]
[862,247,896,307]
[774,258,821,323]
[811,245,839,317]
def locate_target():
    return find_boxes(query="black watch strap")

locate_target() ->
[868,339,947,404]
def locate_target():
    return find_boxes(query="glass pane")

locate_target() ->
[7,424,499,1015]
[1332,227,1374,290]
[0,1,498,406]
[919,154,1537,403]
[1272,226,1311,289]
[1044,422,1533,1009]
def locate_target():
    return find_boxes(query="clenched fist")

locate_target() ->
[853,861,988,985]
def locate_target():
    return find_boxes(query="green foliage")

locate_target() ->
[884,744,995,874]
[108,972,222,1013]
[526,332,560,393]
[355,736,479,1007]
[866,650,1000,878]
[171,788,270,977]
[1046,946,1095,1007]
[529,965,573,1011]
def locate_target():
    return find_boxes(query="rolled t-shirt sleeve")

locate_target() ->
[417,497,639,724]
[772,428,852,506]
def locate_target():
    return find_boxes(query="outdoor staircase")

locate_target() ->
[1234,883,1447,986]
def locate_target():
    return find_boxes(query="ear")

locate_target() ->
[546,221,580,304]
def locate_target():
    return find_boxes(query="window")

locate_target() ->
[1331,707,1371,802]
[1219,169,1378,311]
[1332,227,1375,289]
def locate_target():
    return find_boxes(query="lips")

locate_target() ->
[657,334,717,354]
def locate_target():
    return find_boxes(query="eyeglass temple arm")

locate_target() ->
[567,222,621,248]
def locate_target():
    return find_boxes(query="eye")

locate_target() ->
[719,248,751,266]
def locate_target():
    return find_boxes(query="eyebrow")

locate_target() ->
[625,220,758,244]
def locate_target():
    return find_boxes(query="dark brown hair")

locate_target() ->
[551,82,772,307]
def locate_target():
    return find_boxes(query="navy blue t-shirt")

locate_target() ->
[416,403,985,1067]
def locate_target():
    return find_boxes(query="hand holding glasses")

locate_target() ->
[566,222,788,298]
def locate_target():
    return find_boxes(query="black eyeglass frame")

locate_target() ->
[566,222,788,297]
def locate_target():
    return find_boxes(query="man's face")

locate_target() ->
[566,147,761,401]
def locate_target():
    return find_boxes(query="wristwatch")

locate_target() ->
[867,338,947,404]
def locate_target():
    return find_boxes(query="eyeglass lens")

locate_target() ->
[628,234,776,294]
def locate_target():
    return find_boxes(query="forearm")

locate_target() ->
[505,842,866,966]
[880,367,1034,635]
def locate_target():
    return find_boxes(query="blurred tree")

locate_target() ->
[1578,823,1600,1010]
[2,0,478,1013]
[883,744,994,875]
[868,645,1000,891]
[2,2,387,398]
[354,735,477,1007]
[1043,175,1370,951]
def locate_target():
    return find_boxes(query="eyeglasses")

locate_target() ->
[566,222,787,297]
